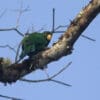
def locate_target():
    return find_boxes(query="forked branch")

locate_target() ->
[20,62,72,87]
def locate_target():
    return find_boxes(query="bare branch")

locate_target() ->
[0,94,23,100]
[0,27,24,37]
[50,79,71,87]
[15,3,30,28]
[81,34,96,41]
[0,44,16,53]
[20,78,71,87]
[52,8,55,32]
[0,3,30,37]
[14,28,24,36]
[15,41,22,62]
[0,9,7,18]
[55,25,68,31]
[50,62,72,78]
[54,25,96,42]
[20,62,72,87]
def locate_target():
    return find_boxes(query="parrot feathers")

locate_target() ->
[19,32,52,60]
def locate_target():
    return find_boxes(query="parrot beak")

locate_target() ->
[47,34,52,40]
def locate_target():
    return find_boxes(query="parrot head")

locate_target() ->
[43,31,52,41]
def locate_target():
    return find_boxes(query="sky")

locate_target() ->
[0,0,100,100]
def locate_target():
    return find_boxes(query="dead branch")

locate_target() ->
[81,34,96,41]
[0,0,100,84]
[20,62,72,87]
[20,78,71,87]
[55,25,96,42]
[50,79,71,87]
[0,4,30,37]
[0,94,23,100]
[0,27,24,37]
[15,3,30,28]
[0,9,6,18]
[0,44,16,53]
[15,41,22,62]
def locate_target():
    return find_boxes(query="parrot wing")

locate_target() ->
[20,32,49,59]
[20,35,36,59]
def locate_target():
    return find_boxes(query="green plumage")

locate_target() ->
[20,32,52,59]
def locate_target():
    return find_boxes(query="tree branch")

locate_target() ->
[0,44,16,53]
[0,4,30,37]
[0,94,23,100]
[0,9,6,18]
[0,27,24,37]
[20,61,72,87]
[0,0,100,84]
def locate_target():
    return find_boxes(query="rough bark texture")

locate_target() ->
[0,0,100,84]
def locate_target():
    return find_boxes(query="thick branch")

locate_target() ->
[0,0,100,84]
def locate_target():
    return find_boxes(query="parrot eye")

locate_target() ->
[47,34,52,40]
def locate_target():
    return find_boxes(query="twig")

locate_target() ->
[0,9,7,18]
[0,44,16,53]
[0,27,24,37]
[55,25,68,31]
[54,30,95,42]
[13,6,30,12]
[14,28,24,36]
[0,3,30,37]
[0,94,23,100]
[16,2,24,28]
[54,24,96,42]
[20,62,72,87]
[15,3,30,28]
[81,34,96,41]
[37,26,46,32]
[44,67,50,78]
[49,62,72,79]
[52,8,55,32]
[50,79,72,86]
[15,41,22,62]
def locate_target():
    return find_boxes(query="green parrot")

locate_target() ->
[19,31,52,60]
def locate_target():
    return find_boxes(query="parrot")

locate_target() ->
[19,31,52,61]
